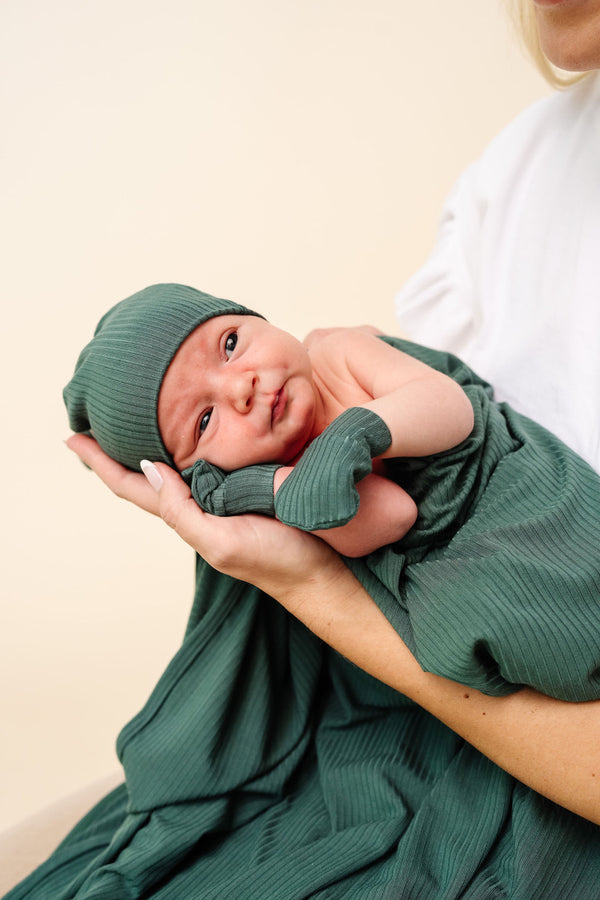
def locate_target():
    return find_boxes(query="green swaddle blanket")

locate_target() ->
[12,337,600,899]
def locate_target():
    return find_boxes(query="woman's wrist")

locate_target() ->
[272,555,422,694]
[268,540,348,609]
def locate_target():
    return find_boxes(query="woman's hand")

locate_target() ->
[66,434,162,515]
[66,434,343,597]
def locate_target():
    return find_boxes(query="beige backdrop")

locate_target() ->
[0,0,550,832]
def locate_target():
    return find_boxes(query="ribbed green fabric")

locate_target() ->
[184,459,281,517]
[274,407,392,530]
[11,338,600,899]
[63,283,262,472]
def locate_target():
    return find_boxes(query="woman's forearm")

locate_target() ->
[278,562,600,825]
[414,676,600,824]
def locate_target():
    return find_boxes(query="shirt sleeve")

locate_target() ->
[394,162,484,360]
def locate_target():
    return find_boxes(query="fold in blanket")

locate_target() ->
[9,339,600,899]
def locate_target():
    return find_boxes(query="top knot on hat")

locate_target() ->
[63,283,262,471]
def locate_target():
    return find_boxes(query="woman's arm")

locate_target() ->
[281,550,600,824]
[66,435,600,824]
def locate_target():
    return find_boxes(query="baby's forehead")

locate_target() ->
[171,313,243,353]
[160,313,246,385]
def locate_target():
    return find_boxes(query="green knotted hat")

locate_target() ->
[63,283,262,471]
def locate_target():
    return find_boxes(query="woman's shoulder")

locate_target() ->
[474,74,600,193]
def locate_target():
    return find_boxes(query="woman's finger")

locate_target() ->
[65,433,161,515]
[150,459,238,549]
[149,463,202,536]
[146,462,253,574]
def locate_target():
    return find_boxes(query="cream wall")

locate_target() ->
[0,0,549,832]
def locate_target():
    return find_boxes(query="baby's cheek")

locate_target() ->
[218,429,273,469]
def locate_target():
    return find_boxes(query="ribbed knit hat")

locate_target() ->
[63,283,262,471]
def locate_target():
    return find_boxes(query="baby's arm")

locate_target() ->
[311,330,475,459]
[274,467,417,557]
[186,458,417,558]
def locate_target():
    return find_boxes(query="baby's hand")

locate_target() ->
[183,459,281,517]
[273,407,391,531]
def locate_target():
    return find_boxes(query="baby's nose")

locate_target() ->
[228,370,257,412]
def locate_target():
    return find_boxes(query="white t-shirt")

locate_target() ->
[395,73,600,473]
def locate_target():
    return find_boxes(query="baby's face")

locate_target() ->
[158,315,319,472]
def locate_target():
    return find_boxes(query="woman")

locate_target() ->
[7,1,600,897]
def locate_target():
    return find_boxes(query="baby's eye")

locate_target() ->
[199,409,212,434]
[225,332,238,358]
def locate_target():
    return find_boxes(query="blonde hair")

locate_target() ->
[506,0,590,89]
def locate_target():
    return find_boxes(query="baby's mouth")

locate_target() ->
[271,386,286,424]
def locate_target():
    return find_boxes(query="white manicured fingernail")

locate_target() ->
[141,460,163,492]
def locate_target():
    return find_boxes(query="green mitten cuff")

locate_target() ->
[274,407,392,531]
[182,459,281,517]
